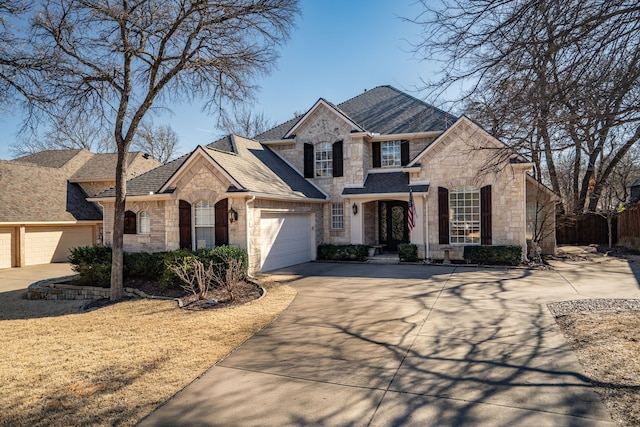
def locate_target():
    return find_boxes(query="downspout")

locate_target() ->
[523,170,530,262]
[245,196,256,278]
[423,194,429,262]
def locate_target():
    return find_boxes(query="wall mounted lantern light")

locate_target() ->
[352,203,358,215]
[228,207,238,223]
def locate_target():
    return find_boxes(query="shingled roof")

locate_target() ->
[14,149,85,169]
[256,85,458,141]
[0,161,102,222]
[94,135,325,200]
[342,172,429,196]
[70,152,160,182]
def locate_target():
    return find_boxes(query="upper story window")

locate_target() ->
[194,200,215,249]
[304,141,343,179]
[138,210,151,234]
[315,142,333,177]
[449,188,480,244]
[372,140,410,168]
[381,141,401,167]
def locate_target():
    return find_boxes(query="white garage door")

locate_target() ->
[260,213,313,272]
[0,228,14,269]
[25,226,94,265]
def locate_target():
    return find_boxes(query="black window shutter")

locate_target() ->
[481,185,492,245]
[332,140,343,177]
[124,210,137,234]
[372,141,381,168]
[303,143,314,178]
[438,187,449,244]
[401,140,410,166]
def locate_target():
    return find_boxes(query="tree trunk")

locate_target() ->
[110,149,128,301]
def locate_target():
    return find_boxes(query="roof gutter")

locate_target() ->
[87,193,175,203]
[233,191,327,203]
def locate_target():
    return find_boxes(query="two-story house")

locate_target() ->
[92,86,557,273]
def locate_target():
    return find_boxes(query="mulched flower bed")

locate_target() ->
[83,278,262,311]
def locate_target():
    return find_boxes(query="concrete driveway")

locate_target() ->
[139,258,640,426]
[0,263,74,292]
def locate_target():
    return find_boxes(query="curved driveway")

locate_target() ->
[140,258,640,426]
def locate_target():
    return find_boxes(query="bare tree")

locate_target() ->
[10,109,115,156]
[133,121,180,163]
[218,105,276,138]
[411,1,640,214]
[11,0,298,300]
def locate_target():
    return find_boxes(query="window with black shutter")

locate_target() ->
[372,141,381,168]
[401,140,410,166]
[438,187,449,244]
[332,140,343,177]
[480,185,492,245]
[303,143,314,178]
[124,210,137,234]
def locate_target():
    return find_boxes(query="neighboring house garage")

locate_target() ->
[259,212,315,272]
[0,160,102,268]
[0,228,14,269]
[24,226,95,265]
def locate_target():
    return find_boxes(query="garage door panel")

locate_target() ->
[25,226,93,265]
[260,214,313,272]
[0,228,14,269]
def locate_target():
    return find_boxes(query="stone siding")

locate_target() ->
[419,121,529,261]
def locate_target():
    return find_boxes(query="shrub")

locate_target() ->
[463,245,522,266]
[159,249,199,290]
[124,252,164,279]
[68,245,112,266]
[398,243,419,262]
[71,262,111,288]
[317,244,368,261]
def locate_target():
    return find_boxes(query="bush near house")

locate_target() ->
[68,245,249,290]
[317,244,369,261]
[463,245,522,266]
[398,243,419,262]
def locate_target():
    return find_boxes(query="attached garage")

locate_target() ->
[24,226,94,265]
[259,213,315,272]
[0,228,14,269]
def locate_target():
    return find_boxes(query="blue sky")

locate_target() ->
[0,0,441,160]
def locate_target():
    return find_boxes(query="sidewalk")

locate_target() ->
[138,259,640,426]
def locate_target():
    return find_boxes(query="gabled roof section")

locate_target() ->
[93,135,326,201]
[0,160,102,222]
[93,154,189,198]
[256,85,458,142]
[283,98,365,138]
[342,172,429,196]
[15,148,86,169]
[70,151,161,182]
[408,116,531,167]
[202,135,325,199]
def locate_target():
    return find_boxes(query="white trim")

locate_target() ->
[0,221,101,226]
[367,131,442,142]
[88,194,174,203]
[284,99,364,138]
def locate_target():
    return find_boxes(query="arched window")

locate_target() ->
[124,210,137,234]
[138,210,150,234]
[194,200,215,249]
[315,142,332,177]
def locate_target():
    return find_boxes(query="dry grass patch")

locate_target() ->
[556,310,640,427]
[0,280,296,427]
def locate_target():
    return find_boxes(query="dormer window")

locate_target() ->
[372,140,410,168]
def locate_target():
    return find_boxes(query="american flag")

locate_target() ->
[408,189,416,232]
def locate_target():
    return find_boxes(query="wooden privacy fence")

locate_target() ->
[556,214,617,245]
[618,204,640,241]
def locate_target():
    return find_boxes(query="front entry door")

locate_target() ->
[379,201,409,252]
